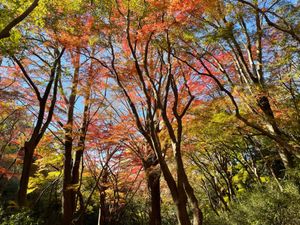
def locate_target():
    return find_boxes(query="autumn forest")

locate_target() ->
[0,0,299,224]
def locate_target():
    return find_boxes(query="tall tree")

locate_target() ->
[93,1,206,224]
[170,0,300,168]
[10,42,64,206]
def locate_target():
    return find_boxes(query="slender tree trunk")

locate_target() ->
[175,144,203,225]
[62,51,80,225]
[257,95,296,168]
[17,91,47,207]
[71,59,93,225]
[144,155,162,225]
[63,128,75,225]
[176,182,191,225]
[151,141,192,225]
[98,191,107,225]
[184,181,203,225]
[15,49,63,207]
[277,146,295,168]
[148,172,161,225]
[17,141,35,206]
[98,168,109,225]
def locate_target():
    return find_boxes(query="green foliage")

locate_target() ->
[204,180,300,225]
[116,198,148,225]
[27,152,63,195]
[0,207,44,225]
[0,0,47,54]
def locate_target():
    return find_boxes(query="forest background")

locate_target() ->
[0,0,299,225]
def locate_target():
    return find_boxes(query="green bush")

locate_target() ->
[204,180,300,225]
[0,207,44,225]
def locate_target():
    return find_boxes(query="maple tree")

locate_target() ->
[168,0,300,168]
[8,36,64,206]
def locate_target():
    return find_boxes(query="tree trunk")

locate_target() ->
[15,49,63,207]
[151,142,192,225]
[256,95,298,168]
[98,168,109,225]
[277,146,295,168]
[98,191,107,225]
[144,155,162,225]
[17,141,35,206]
[148,172,161,225]
[176,183,191,225]
[18,100,48,206]
[70,75,91,222]
[175,144,203,225]
[62,130,74,225]
[62,50,80,225]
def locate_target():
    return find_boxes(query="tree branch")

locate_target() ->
[0,0,39,39]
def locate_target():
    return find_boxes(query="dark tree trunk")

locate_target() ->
[70,92,90,224]
[98,169,109,225]
[98,191,107,225]
[14,50,64,207]
[148,172,161,225]
[62,130,74,225]
[62,51,80,225]
[150,142,193,225]
[17,142,35,206]
[257,95,296,168]
[176,184,192,225]
[144,154,162,225]
[175,143,203,225]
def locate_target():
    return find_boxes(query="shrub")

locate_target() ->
[204,180,300,225]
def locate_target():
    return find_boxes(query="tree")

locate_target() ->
[169,0,300,168]
[7,38,65,206]
[92,1,206,224]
